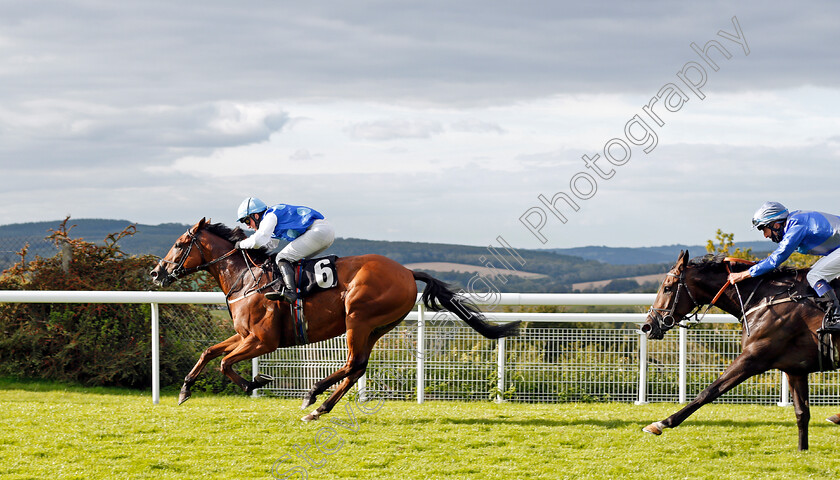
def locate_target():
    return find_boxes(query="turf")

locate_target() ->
[1,379,840,479]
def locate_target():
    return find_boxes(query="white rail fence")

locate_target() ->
[0,292,836,406]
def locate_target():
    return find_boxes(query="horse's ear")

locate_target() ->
[678,250,689,269]
[193,217,207,232]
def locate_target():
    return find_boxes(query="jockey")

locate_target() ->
[235,197,335,302]
[728,201,840,333]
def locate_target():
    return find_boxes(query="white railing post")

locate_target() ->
[679,323,687,403]
[251,357,259,398]
[416,303,425,404]
[150,303,160,405]
[636,330,648,405]
[778,372,791,407]
[496,336,506,403]
[357,373,367,402]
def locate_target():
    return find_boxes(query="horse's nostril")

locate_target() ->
[640,324,652,333]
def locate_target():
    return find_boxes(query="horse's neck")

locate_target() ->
[691,270,742,316]
[204,244,254,295]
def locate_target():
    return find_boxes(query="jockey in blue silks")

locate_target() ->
[728,201,840,333]
[235,197,335,302]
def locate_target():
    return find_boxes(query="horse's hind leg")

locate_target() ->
[302,366,369,422]
[301,363,357,411]
[644,354,765,434]
[301,327,380,422]
[787,373,810,451]
[179,333,242,405]
[301,320,402,412]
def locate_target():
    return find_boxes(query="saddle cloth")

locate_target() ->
[293,255,339,297]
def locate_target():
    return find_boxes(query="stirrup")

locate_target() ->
[818,323,840,334]
[265,288,297,303]
[817,312,840,334]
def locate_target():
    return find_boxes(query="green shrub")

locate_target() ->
[0,217,224,389]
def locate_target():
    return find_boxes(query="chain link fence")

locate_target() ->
[257,321,840,406]
[0,235,53,271]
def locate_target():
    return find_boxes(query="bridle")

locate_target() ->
[155,228,237,285]
[647,257,758,335]
[647,267,703,333]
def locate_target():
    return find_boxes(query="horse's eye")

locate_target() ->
[663,285,674,293]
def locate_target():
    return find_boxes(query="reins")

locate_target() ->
[226,250,277,304]
[650,257,762,336]
[709,257,757,337]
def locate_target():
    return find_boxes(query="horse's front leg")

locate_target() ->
[179,333,242,405]
[218,334,278,394]
[787,373,810,451]
[644,354,764,435]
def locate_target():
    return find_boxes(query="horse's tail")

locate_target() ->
[412,271,520,339]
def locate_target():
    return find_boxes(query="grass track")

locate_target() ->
[2,380,840,479]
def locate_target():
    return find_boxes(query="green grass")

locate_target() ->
[2,379,840,479]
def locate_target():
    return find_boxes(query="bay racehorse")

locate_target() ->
[641,250,840,450]
[149,218,520,421]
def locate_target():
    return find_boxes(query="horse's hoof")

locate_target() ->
[301,397,315,410]
[827,414,840,425]
[643,422,664,435]
[254,373,274,387]
[301,410,320,422]
[178,389,192,405]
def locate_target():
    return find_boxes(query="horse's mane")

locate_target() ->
[204,222,248,242]
[688,253,801,278]
[202,222,272,263]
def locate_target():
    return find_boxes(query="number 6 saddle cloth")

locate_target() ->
[286,255,339,345]
[293,255,339,298]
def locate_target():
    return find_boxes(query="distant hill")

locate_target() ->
[543,242,773,265]
[0,218,671,293]
[0,219,190,264]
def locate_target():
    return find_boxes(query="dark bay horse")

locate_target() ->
[149,218,520,421]
[640,250,840,450]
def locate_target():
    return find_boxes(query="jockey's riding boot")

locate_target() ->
[265,260,298,303]
[817,289,840,334]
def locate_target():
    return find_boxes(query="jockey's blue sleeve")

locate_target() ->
[748,221,807,277]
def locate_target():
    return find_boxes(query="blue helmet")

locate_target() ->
[237,197,268,223]
[751,201,789,229]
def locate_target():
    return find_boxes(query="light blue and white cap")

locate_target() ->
[237,197,268,223]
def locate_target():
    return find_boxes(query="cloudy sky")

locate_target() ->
[1,1,839,250]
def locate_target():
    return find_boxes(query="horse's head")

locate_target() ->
[150,218,210,287]
[641,250,700,339]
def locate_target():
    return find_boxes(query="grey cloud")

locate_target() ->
[2,0,839,247]
[1,1,837,109]
[0,101,290,167]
